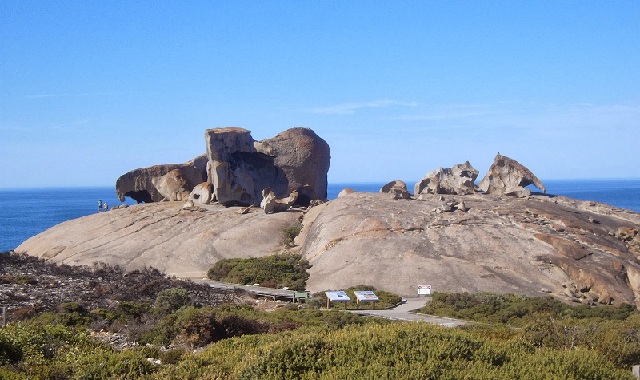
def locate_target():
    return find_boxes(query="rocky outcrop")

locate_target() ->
[188,182,214,205]
[206,127,330,207]
[337,188,355,198]
[16,189,640,306]
[260,189,299,214]
[414,161,479,197]
[478,154,546,197]
[152,169,190,201]
[116,154,208,203]
[380,180,411,200]
[300,192,640,306]
[17,202,302,278]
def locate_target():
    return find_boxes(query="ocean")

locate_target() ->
[1,179,639,253]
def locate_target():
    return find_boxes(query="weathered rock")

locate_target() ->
[206,127,330,207]
[17,176,640,307]
[116,154,208,203]
[152,169,190,201]
[414,161,478,197]
[300,192,640,305]
[189,182,213,205]
[17,202,302,278]
[380,180,411,200]
[478,154,546,197]
[337,188,355,198]
[261,189,299,214]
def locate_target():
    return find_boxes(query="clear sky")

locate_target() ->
[1,1,639,188]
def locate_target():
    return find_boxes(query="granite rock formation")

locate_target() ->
[260,189,299,214]
[18,190,640,306]
[205,127,330,207]
[300,192,640,306]
[414,161,479,197]
[337,188,355,198]
[116,154,208,203]
[17,202,302,278]
[478,154,546,197]
[188,182,213,205]
[380,180,412,200]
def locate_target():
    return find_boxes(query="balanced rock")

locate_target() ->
[380,180,411,200]
[116,154,208,203]
[478,154,546,197]
[414,161,478,197]
[206,127,330,207]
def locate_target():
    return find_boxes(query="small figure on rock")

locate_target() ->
[97,199,103,212]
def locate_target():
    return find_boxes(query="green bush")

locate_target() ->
[152,322,634,380]
[282,221,302,247]
[420,292,638,326]
[154,288,191,315]
[207,254,311,291]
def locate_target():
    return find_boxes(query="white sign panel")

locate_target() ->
[417,285,432,295]
[353,291,379,302]
[325,291,351,302]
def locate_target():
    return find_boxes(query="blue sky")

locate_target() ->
[1,1,639,188]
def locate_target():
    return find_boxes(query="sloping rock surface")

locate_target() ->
[17,203,301,278]
[298,193,640,306]
[17,193,640,306]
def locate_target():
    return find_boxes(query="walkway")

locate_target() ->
[197,281,467,326]
[349,298,468,327]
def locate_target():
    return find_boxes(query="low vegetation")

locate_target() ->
[3,252,640,379]
[420,292,637,326]
[207,254,311,291]
[282,221,303,247]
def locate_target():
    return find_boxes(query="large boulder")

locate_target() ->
[478,154,546,197]
[260,189,299,214]
[188,182,213,205]
[115,154,208,203]
[152,169,191,201]
[414,161,479,197]
[380,180,412,200]
[206,127,330,207]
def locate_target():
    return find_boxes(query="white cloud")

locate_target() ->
[303,99,418,115]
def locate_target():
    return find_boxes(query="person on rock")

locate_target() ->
[98,199,103,212]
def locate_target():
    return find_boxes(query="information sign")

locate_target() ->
[353,291,379,302]
[325,291,351,302]
[417,285,432,295]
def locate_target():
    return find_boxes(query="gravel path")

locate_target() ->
[349,297,468,327]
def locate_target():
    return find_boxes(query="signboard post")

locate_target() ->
[325,291,351,309]
[417,285,432,296]
[353,291,379,304]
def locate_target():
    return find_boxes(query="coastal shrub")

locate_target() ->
[151,322,633,380]
[154,288,191,315]
[282,221,302,247]
[420,292,638,326]
[207,254,311,291]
